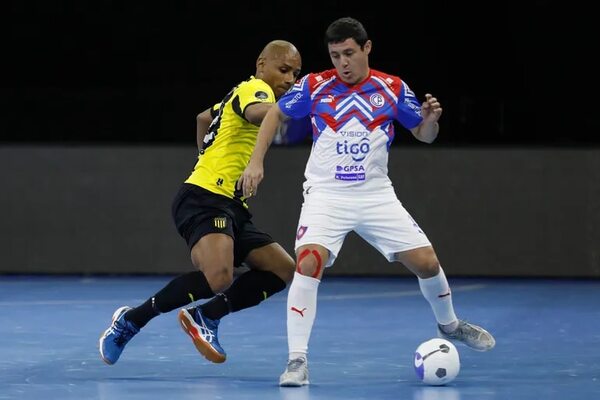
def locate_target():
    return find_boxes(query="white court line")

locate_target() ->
[0,284,486,306]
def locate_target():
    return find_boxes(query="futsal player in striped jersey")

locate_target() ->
[240,18,496,387]
[100,40,302,365]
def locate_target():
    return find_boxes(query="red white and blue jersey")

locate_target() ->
[278,68,423,193]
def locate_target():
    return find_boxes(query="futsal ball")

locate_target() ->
[414,338,460,385]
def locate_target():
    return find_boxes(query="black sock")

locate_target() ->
[126,271,215,328]
[200,270,286,320]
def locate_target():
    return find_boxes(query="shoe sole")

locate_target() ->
[99,306,131,365]
[279,379,309,387]
[178,309,226,364]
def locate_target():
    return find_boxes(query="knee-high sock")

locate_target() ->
[287,272,320,358]
[199,270,287,320]
[418,266,458,326]
[126,271,214,328]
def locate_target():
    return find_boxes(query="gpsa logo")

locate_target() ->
[336,165,365,172]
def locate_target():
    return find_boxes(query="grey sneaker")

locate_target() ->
[279,357,309,387]
[438,320,496,351]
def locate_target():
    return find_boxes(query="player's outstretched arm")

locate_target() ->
[238,105,286,198]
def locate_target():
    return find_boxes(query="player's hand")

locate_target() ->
[238,160,264,198]
[421,93,443,123]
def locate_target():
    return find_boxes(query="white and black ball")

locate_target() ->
[414,338,460,385]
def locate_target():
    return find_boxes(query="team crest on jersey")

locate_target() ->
[254,91,269,100]
[369,93,384,108]
[296,225,308,240]
[214,217,227,229]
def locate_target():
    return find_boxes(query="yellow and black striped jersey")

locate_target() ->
[185,76,275,207]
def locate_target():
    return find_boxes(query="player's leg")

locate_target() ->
[280,243,329,387]
[280,191,351,386]
[184,242,294,363]
[177,233,235,363]
[99,184,235,364]
[356,193,495,352]
[100,230,234,364]
[395,246,495,351]
[179,207,292,363]
[99,233,233,365]
[198,242,293,315]
[173,185,242,364]
[196,220,295,322]
[394,245,458,329]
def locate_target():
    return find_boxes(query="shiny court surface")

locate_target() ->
[0,275,599,400]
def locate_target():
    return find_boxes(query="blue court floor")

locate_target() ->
[0,275,599,400]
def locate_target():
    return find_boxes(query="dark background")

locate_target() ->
[1,1,596,146]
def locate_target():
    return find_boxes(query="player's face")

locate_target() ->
[328,38,371,85]
[261,54,302,99]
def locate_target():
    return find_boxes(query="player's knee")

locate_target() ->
[190,252,203,270]
[418,259,441,279]
[296,260,316,277]
[296,249,323,278]
[204,266,234,293]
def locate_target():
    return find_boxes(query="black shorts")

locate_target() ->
[171,183,274,267]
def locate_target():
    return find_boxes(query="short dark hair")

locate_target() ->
[324,17,369,48]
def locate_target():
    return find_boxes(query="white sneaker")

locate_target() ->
[279,357,309,387]
[438,320,496,351]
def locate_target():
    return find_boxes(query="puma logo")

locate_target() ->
[291,307,307,317]
[438,292,451,298]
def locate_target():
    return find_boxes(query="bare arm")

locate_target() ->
[196,108,213,152]
[245,102,273,126]
[410,94,442,144]
[237,105,287,197]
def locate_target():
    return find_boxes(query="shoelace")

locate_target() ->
[456,321,483,340]
[197,311,217,342]
[113,320,138,346]
[287,358,306,372]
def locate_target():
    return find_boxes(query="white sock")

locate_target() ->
[287,272,320,359]
[418,266,458,326]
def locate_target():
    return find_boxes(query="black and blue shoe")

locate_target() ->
[99,306,140,364]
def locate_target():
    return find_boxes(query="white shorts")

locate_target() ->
[294,189,431,267]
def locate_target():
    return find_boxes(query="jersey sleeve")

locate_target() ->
[210,103,220,119]
[396,81,423,130]
[233,79,275,119]
[276,74,312,119]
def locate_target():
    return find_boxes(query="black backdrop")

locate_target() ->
[2,1,596,146]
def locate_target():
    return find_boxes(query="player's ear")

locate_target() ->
[363,40,372,55]
[256,56,266,70]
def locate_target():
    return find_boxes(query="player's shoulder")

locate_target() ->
[370,69,404,92]
[237,75,275,101]
[240,75,271,91]
[303,69,338,91]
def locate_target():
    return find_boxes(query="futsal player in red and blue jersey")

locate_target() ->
[240,17,496,387]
